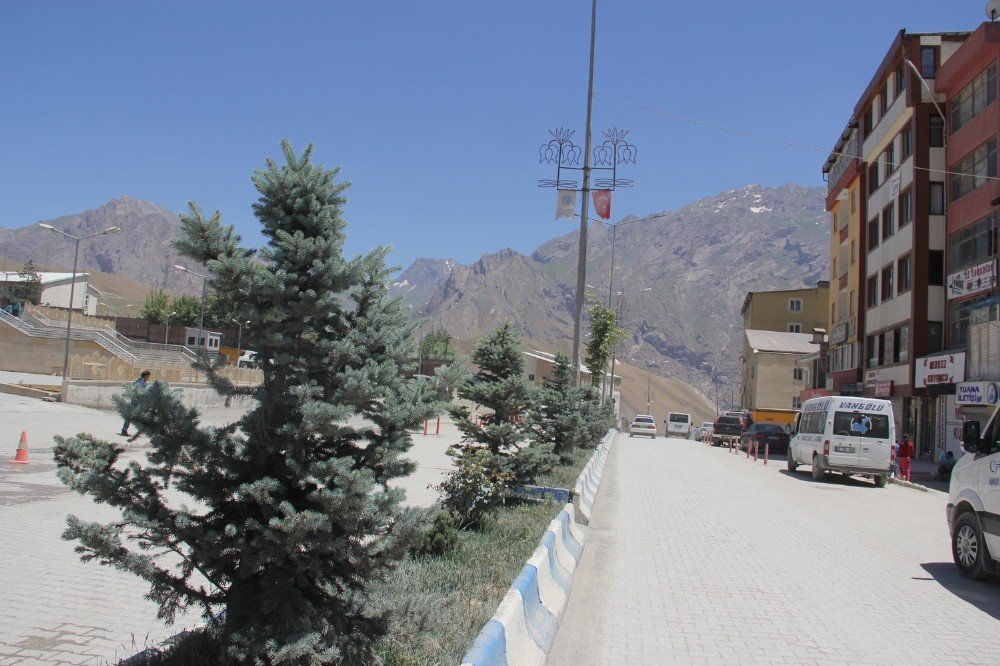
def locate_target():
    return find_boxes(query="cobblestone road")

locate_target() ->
[0,390,457,664]
[548,433,1000,665]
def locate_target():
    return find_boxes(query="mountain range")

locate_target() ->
[1,184,830,415]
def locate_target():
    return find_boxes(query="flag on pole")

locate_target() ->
[592,189,611,219]
[556,190,576,219]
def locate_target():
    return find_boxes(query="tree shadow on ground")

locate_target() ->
[919,562,1000,621]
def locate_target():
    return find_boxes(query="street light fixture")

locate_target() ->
[174,264,208,356]
[37,223,121,382]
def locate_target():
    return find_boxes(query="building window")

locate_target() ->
[930,116,945,148]
[880,86,889,116]
[929,250,945,286]
[897,254,911,293]
[895,325,909,363]
[949,214,999,272]
[948,300,971,347]
[895,63,906,97]
[901,123,912,159]
[868,161,880,194]
[882,204,894,241]
[882,330,894,365]
[921,46,938,79]
[850,239,857,263]
[187,336,195,345]
[792,396,802,409]
[898,188,912,228]
[868,217,880,250]
[951,63,997,133]
[867,334,877,368]
[789,298,802,312]
[878,332,887,365]
[788,323,802,333]
[793,367,804,380]
[930,182,945,215]
[884,142,895,174]
[951,138,997,201]
[867,275,878,308]
[528,373,535,381]
[881,265,894,302]
[863,106,874,138]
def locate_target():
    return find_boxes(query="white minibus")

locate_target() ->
[787,396,894,487]
[666,412,692,438]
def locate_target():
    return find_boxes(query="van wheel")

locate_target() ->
[953,512,989,580]
[787,454,797,472]
[811,456,825,481]
[874,474,887,488]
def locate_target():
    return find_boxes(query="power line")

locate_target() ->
[595,91,1000,183]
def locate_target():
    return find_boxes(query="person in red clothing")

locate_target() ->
[897,434,914,481]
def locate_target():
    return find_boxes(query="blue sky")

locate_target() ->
[0,1,977,270]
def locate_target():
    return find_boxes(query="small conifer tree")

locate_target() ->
[53,142,440,664]
[444,321,555,521]
[527,351,589,462]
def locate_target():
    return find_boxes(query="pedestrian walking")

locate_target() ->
[120,370,152,436]
[896,433,914,482]
[890,439,899,478]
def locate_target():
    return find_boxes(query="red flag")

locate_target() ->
[592,189,611,219]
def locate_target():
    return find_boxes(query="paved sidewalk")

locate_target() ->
[548,433,1000,665]
[0,392,458,664]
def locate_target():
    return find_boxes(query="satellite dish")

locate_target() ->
[988,0,1000,21]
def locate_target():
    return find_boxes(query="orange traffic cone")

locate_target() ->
[11,430,29,464]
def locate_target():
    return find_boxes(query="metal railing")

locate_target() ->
[1,309,139,364]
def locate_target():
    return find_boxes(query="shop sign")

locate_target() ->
[915,352,966,388]
[875,380,894,397]
[956,381,1000,406]
[840,382,862,395]
[946,258,997,300]
[864,369,878,387]
[819,342,829,373]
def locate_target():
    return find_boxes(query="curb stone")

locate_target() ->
[462,430,615,666]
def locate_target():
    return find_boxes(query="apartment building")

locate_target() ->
[822,125,866,397]
[825,29,971,456]
[934,22,1000,452]
[740,282,830,334]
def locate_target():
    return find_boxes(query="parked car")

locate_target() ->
[665,412,692,438]
[740,422,790,455]
[725,410,754,430]
[695,421,714,440]
[787,396,893,487]
[712,415,745,447]
[629,414,657,438]
[947,407,1000,579]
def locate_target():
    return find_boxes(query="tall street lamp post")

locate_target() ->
[37,223,120,383]
[165,310,177,345]
[174,264,208,356]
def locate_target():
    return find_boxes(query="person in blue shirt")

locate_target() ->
[120,370,151,436]
[938,450,956,482]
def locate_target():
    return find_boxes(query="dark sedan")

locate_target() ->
[740,422,790,456]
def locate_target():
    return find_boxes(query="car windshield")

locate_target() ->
[669,414,689,422]
[717,417,741,425]
[832,411,890,438]
[757,424,785,433]
[634,417,654,424]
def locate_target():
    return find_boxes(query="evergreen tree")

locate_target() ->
[444,321,554,522]
[140,288,170,323]
[418,324,456,361]
[526,351,589,462]
[53,142,441,664]
[15,260,43,305]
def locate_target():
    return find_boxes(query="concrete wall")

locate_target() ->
[62,379,257,412]
[0,325,104,375]
[745,350,805,411]
[744,286,830,335]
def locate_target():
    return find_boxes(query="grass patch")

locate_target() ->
[370,445,592,665]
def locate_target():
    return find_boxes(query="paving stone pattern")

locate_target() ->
[548,433,1000,665]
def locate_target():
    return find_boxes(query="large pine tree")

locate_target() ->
[54,142,439,664]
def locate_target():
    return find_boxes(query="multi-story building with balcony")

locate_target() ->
[822,124,865,397]
[834,29,970,456]
[934,22,1000,452]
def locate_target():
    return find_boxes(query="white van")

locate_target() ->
[947,408,1000,579]
[787,396,894,488]
[665,412,692,438]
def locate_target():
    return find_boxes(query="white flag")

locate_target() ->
[556,189,576,219]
